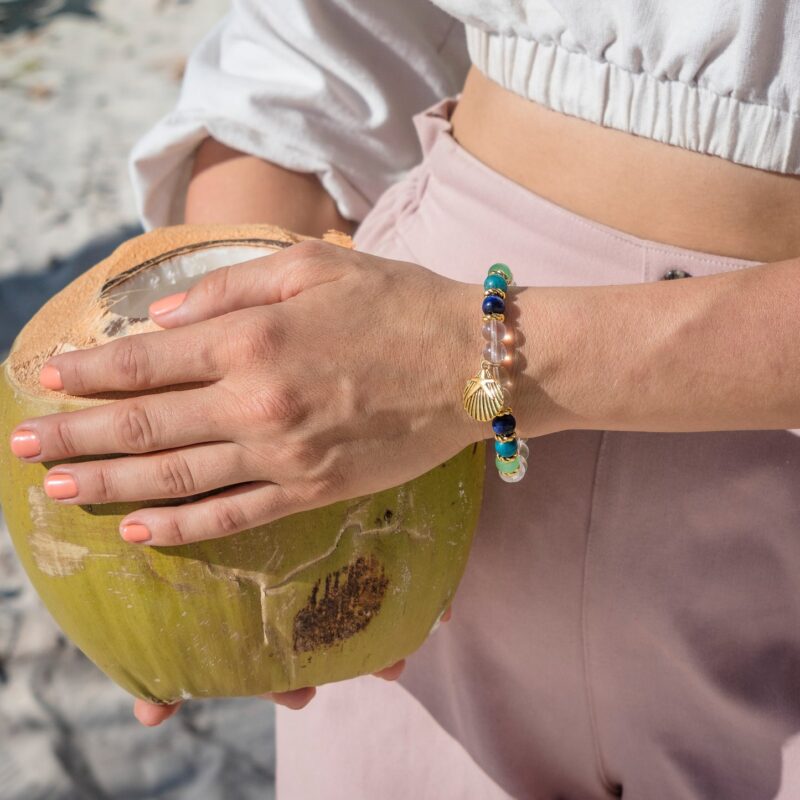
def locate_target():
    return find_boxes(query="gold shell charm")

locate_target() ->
[463,362,505,421]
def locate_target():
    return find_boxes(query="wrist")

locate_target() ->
[500,284,572,439]
[439,276,573,451]
[448,281,489,447]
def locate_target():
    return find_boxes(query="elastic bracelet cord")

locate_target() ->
[462,263,528,483]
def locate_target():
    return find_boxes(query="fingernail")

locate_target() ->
[10,430,41,458]
[121,523,152,544]
[149,292,187,317]
[40,364,64,391]
[44,473,78,500]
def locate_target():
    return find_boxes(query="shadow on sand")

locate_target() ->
[0,223,142,357]
[0,0,98,36]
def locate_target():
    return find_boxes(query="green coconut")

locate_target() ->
[0,223,484,704]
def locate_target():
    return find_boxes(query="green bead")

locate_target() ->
[489,262,513,284]
[495,455,521,474]
[494,439,518,457]
[483,274,508,293]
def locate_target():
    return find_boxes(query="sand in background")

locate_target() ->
[1,2,277,797]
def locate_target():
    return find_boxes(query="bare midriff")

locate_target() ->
[450,66,800,264]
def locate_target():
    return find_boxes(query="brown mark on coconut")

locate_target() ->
[292,555,389,653]
[200,489,423,653]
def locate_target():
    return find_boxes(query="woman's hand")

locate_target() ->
[11,240,482,545]
[8,241,477,721]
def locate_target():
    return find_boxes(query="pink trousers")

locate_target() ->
[276,95,800,800]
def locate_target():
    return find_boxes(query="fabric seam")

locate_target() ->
[436,17,460,54]
[579,431,620,798]
[392,173,433,264]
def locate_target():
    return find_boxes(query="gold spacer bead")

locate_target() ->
[482,313,505,323]
[496,454,519,463]
[488,268,513,286]
[495,433,516,443]
[483,288,506,300]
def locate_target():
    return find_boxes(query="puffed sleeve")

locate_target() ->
[128,0,469,230]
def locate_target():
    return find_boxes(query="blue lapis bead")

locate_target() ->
[495,438,518,457]
[482,295,505,316]
[492,413,516,436]
[483,274,508,293]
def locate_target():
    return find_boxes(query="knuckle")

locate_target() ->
[194,335,221,378]
[93,465,116,503]
[112,338,151,387]
[57,359,85,393]
[52,419,78,456]
[213,501,249,535]
[293,238,329,259]
[311,464,347,499]
[199,265,232,302]
[281,439,316,472]
[246,382,305,425]
[234,315,275,362]
[162,515,190,547]
[116,404,158,452]
[157,453,198,497]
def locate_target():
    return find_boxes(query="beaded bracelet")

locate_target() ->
[462,262,529,483]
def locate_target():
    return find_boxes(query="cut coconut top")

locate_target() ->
[6,223,352,401]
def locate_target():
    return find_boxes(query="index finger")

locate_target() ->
[41,320,228,396]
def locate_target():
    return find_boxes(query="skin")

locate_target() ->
[9,67,800,726]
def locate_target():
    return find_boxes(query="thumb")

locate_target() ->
[148,239,345,328]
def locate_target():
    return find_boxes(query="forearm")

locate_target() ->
[509,258,800,436]
[183,137,356,237]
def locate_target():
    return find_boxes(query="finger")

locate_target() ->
[260,687,317,710]
[133,698,182,727]
[11,387,223,463]
[119,481,298,546]
[372,659,406,681]
[40,321,228,395]
[150,240,347,328]
[43,442,251,507]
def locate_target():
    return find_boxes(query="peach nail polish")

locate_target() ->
[44,473,78,500]
[121,523,152,543]
[10,430,41,458]
[149,292,187,317]
[40,364,64,391]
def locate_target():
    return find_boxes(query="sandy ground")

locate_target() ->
[0,0,226,278]
[0,2,277,797]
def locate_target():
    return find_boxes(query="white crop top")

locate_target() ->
[129,0,800,230]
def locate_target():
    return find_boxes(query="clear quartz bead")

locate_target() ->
[518,440,529,460]
[483,341,507,364]
[481,318,509,364]
[482,319,507,341]
[499,459,527,483]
